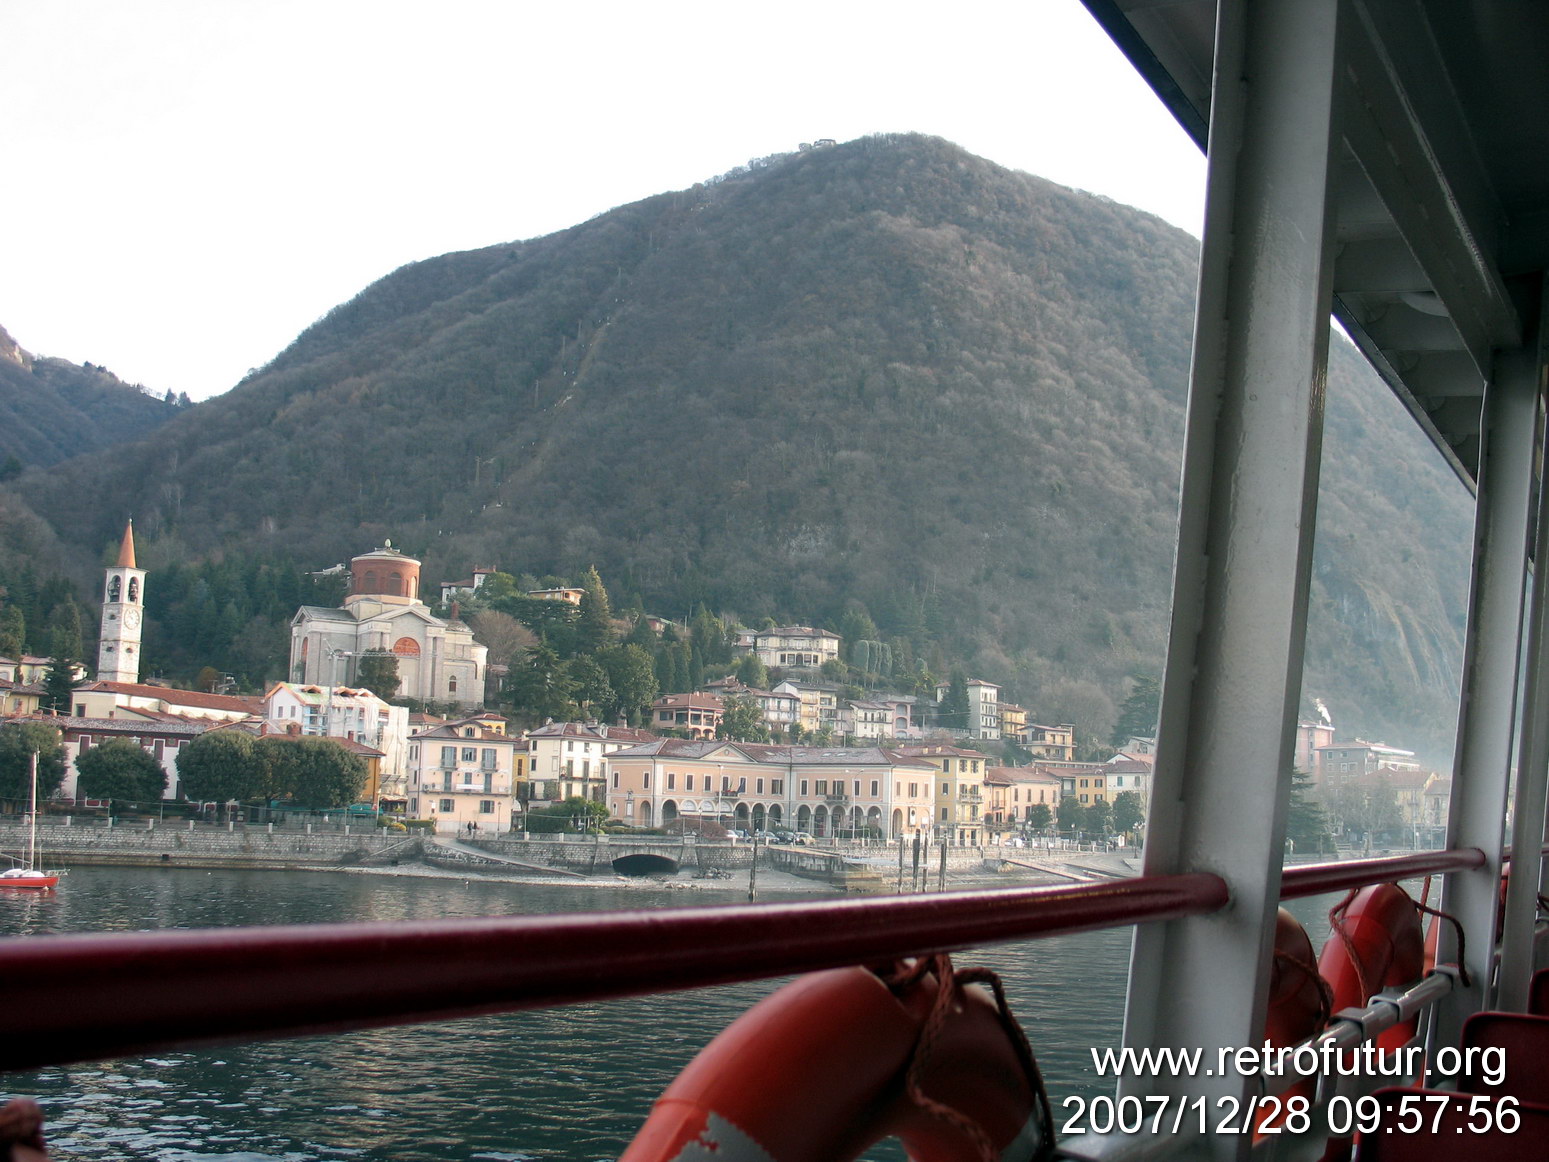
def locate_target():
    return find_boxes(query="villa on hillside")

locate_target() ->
[751,626,841,670]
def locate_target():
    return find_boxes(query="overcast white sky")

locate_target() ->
[2,0,1205,402]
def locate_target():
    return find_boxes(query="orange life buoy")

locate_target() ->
[621,955,1052,1162]
[1257,909,1328,1135]
[1315,884,1425,1162]
[1319,883,1424,1054]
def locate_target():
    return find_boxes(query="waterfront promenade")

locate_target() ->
[0,819,1115,886]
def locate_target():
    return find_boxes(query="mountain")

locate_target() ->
[0,325,183,471]
[3,134,1473,758]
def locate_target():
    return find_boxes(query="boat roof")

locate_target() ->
[1082,0,1549,488]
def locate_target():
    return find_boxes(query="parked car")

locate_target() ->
[791,832,816,846]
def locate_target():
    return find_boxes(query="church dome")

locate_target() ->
[348,542,421,603]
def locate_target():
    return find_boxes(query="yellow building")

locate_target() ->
[984,765,1064,833]
[894,745,990,845]
[997,703,1028,743]
[1026,723,1077,762]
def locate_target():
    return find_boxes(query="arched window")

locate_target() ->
[128,578,139,602]
[393,637,421,657]
[108,577,121,602]
[363,570,379,593]
[448,677,458,694]
[389,571,404,596]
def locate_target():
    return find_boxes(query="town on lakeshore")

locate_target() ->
[0,523,1448,871]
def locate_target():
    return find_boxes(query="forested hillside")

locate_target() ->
[3,135,1474,758]
[0,324,184,472]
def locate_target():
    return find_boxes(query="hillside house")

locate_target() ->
[933,679,1001,741]
[651,693,724,739]
[528,587,585,605]
[439,566,498,604]
[752,626,841,670]
[1025,722,1077,762]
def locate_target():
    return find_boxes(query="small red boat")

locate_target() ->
[1,753,63,890]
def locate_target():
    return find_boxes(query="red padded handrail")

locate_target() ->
[0,872,1227,1072]
[1279,848,1486,899]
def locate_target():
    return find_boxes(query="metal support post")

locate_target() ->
[1496,285,1549,1010]
[1436,343,1540,1025]
[1119,1,1341,1154]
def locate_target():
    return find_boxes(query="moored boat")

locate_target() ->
[0,753,63,891]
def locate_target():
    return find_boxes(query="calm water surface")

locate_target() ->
[1,866,1134,1161]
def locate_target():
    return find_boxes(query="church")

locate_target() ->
[288,543,487,709]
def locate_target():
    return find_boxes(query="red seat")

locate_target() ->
[1353,1087,1549,1160]
[1460,1011,1549,1104]
[1529,968,1549,1017]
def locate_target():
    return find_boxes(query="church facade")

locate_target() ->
[289,544,487,709]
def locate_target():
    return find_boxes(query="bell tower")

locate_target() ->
[98,520,146,684]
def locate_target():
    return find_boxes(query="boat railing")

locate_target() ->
[0,849,1491,1109]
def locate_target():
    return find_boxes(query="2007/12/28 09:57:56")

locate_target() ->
[1058,1093,1523,1136]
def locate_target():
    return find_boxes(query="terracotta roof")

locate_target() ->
[411,723,518,743]
[754,626,841,639]
[20,714,212,738]
[264,682,388,707]
[653,693,724,710]
[81,682,263,713]
[331,736,386,758]
[1105,760,1152,775]
[894,744,992,760]
[526,721,658,743]
[1110,751,1155,766]
[986,765,1064,785]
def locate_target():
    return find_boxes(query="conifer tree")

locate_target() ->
[0,606,24,659]
[576,566,615,654]
[940,669,971,730]
[41,656,77,715]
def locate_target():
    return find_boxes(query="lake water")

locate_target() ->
[0,865,1246,1161]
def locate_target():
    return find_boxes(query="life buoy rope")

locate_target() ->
[1259,909,1330,1137]
[878,954,1055,1161]
[1317,883,1432,1162]
[621,953,1054,1162]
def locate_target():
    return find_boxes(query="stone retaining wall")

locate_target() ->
[0,822,406,870]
